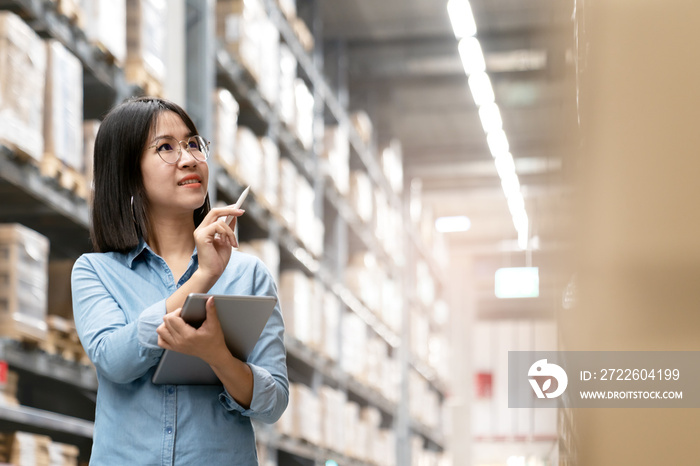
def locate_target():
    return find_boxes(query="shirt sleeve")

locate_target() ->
[218,259,289,423]
[72,255,165,384]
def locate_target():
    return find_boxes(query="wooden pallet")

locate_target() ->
[125,63,164,97]
[40,315,88,365]
[38,154,89,199]
[57,0,84,28]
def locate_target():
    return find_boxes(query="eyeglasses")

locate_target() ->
[147,135,210,164]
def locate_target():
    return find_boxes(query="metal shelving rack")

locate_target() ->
[0,0,449,464]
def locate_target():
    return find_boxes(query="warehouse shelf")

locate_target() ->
[0,0,133,115]
[0,404,94,439]
[285,337,397,418]
[0,339,97,392]
[216,46,273,128]
[0,146,91,258]
[410,419,445,450]
[410,358,447,397]
[254,424,372,466]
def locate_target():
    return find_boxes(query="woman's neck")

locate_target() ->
[147,212,196,259]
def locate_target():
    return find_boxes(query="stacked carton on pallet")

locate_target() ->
[126,0,167,95]
[0,224,49,342]
[0,12,46,162]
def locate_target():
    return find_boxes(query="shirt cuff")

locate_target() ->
[218,363,276,415]
[137,299,167,357]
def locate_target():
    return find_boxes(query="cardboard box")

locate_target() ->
[81,0,126,64]
[349,171,373,224]
[0,224,49,342]
[277,158,298,229]
[44,40,83,172]
[0,12,46,162]
[82,120,100,197]
[278,44,297,129]
[216,0,265,80]
[235,127,263,192]
[259,137,279,209]
[350,110,373,145]
[293,78,314,150]
[258,17,280,105]
[126,0,167,87]
[323,125,350,196]
[213,88,239,170]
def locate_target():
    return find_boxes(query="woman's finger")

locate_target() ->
[199,206,245,227]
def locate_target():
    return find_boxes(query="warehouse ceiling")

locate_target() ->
[320,0,577,259]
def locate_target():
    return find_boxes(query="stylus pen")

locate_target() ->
[222,186,250,226]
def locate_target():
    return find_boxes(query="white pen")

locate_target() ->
[222,186,250,226]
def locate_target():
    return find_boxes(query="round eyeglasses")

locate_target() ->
[147,135,210,164]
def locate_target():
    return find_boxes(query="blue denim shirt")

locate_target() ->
[71,240,288,465]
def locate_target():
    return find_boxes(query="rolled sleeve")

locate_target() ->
[137,299,167,356]
[218,363,287,421]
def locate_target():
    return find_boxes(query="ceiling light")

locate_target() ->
[501,172,520,198]
[468,71,494,106]
[486,129,509,157]
[494,153,515,178]
[458,37,485,75]
[435,216,471,233]
[447,0,477,38]
[478,102,502,133]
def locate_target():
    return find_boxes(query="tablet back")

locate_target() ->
[152,294,276,385]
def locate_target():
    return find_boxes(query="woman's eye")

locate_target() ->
[188,140,200,150]
[157,143,174,152]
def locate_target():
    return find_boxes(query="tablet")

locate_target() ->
[152,294,277,385]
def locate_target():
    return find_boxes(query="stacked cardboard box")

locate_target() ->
[234,127,264,193]
[277,157,297,230]
[0,224,50,342]
[320,289,340,361]
[319,386,344,450]
[293,79,314,150]
[295,175,323,257]
[345,252,381,314]
[350,111,373,145]
[410,308,430,364]
[216,0,279,92]
[0,368,18,406]
[43,40,83,173]
[82,120,99,197]
[380,139,404,195]
[0,431,51,466]
[278,44,297,129]
[340,312,366,379]
[47,441,79,466]
[81,0,126,64]
[126,0,167,94]
[213,88,240,171]
[0,12,46,162]
[278,271,324,350]
[322,125,350,196]
[259,137,279,209]
[236,239,279,285]
[409,370,440,430]
[350,171,374,224]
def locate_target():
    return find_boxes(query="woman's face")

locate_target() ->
[140,111,209,219]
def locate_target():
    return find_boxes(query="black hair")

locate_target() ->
[90,96,211,253]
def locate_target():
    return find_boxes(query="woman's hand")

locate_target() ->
[157,297,229,366]
[192,206,245,280]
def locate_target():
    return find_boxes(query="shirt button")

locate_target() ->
[168,387,175,395]
[166,427,173,434]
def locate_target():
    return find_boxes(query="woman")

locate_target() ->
[72,96,288,465]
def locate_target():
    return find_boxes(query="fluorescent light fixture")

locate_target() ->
[494,153,515,178]
[507,192,525,215]
[486,129,509,157]
[435,215,471,233]
[501,172,520,198]
[447,0,477,38]
[458,37,485,75]
[478,102,502,133]
[518,228,529,250]
[468,71,494,106]
[495,267,539,298]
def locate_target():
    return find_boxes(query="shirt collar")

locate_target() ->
[125,238,199,268]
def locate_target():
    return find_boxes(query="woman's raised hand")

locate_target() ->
[192,206,245,280]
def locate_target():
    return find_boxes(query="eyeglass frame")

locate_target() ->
[146,135,211,164]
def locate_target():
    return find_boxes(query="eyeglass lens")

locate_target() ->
[155,136,209,163]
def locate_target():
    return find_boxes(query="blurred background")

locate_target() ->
[0,0,698,465]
